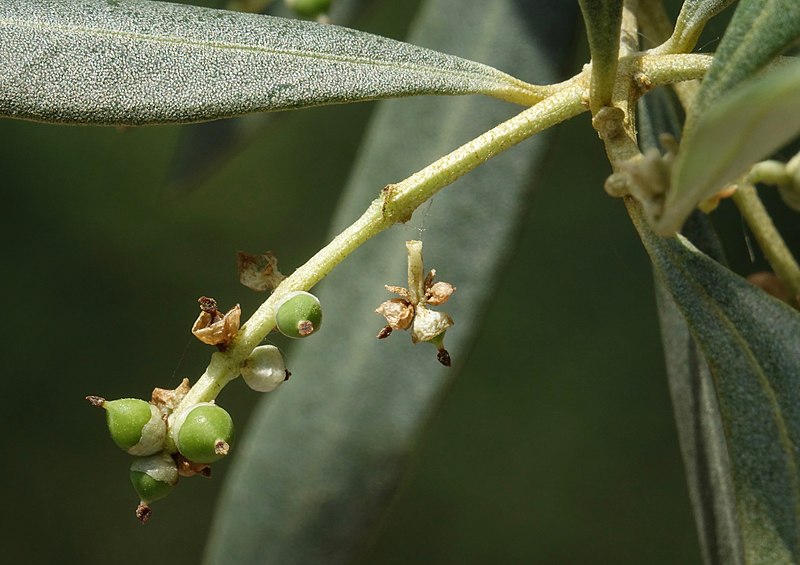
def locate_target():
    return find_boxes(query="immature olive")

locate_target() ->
[285,0,331,18]
[274,291,322,338]
[93,397,166,456]
[129,452,178,504]
[173,403,235,464]
[241,345,288,392]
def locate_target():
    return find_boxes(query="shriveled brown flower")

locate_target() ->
[191,297,241,347]
[151,378,191,415]
[375,241,455,365]
[237,250,285,292]
[375,298,415,332]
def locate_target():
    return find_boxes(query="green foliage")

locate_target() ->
[660,0,736,53]
[658,0,800,233]
[671,60,800,227]
[3,0,800,563]
[0,0,542,125]
[579,0,623,112]
[633,204,800,564]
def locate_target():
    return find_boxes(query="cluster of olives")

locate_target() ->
[89,291,322,522]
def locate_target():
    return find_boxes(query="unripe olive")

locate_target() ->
[241,345,288,392]
[173,403,235,464]
[96,398,166,456]
[129,452,178,504]
[285,0,331,18]
[274,291,322,338]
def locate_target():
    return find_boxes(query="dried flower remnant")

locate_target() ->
[375,240,456,366]
[191,297,241,347]
[151,378,191,415]
[237,250,285,292]
[375,298,415,334]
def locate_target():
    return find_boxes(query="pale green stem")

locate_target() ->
[748,160,793,190]
[635,53,712,87]
[172,84,587,415]
[732,184,800,305]
[172,52,717,415]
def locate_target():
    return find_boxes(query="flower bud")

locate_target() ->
[172,403,235,464]
[241,345,288,392]
[274,291,323,338]
[87,396,166,456]
[130,452,179,523]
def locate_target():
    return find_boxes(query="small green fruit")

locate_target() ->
[284,0,331,18]
[274,291,322,338]
[173,403,235,464]
[90,397,166,456]
[130,452,178,504]
[241,345,288,392]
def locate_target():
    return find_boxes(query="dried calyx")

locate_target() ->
[191,296,241,347]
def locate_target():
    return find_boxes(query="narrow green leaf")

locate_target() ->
[204,0,579,563]
[640,88,745,565]
[663,59,800,235]
[579,0,623,112]
[656,0,800,234]
[630,202,800,564]
[0,0,545,126]
[658,0,736,54]
[686,0,800,130]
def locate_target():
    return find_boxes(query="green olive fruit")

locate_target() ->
[173,403,235,464]
[274,291,322,339]
[129,452,178,504]
[95,397,166,456]
[241,345,288,392]
[285,0,331,18]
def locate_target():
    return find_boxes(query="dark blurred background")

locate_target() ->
[2,1,797,563]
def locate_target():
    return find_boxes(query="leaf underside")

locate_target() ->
[631,204,800,564]
[639,89,743,565]
[0,0,539,125]
[671,59,800,223]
